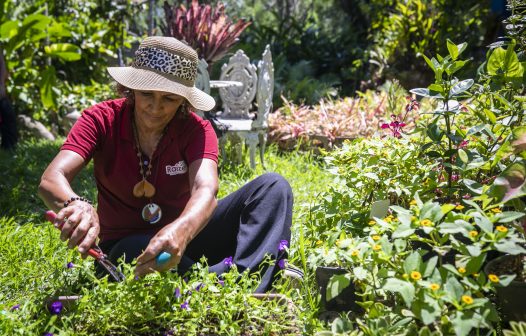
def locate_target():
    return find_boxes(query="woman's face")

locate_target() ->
[133,90,185,132]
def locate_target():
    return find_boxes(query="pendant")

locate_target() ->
[142,203,162,224]
[133,179,156,198]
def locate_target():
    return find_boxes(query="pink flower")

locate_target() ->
[381,115,406,138]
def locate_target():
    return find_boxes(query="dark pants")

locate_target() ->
[98,173,293,293]
[0,97,17,150]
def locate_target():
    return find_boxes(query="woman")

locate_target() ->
[38,36,293,292]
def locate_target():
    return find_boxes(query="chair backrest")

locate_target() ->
[195,58,210,94]
[219,49,258,119]
[253,45,274,129]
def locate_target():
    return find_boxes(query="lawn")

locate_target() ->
[0,139,334,335]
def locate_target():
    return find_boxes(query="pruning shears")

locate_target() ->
[45,210,172,282]
[45,210,126,282]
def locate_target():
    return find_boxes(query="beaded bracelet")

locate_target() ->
[63,196,93,208]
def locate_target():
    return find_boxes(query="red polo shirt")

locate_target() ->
[62,98,218,241]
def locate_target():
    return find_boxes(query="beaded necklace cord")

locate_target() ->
[131,113,166,199]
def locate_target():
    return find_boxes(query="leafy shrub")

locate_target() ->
[162,0,251,66]
[268,83,420,150]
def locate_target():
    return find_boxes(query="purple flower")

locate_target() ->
[278,240,288,252]
[218,279,225,287]
[174,287,181,299]
[164,330,175,336]
[48,301,63,315]
[180,301,189,310]
[223,256,233,267]
[278,259,286,269]
[43,333,54,336]
[10,304,20,311]
[195,283,203,292]
[66,262,74,269]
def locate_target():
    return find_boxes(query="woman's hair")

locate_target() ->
[115,83,193,119]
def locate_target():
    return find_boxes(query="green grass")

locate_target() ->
[0,139,335,335]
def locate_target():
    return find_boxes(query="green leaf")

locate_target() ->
[44,43,82,61]
[403,251,421,274]
[39,66,57,110]
[422,54,436,71]
[441,203,456,215]
[392,223,415,238]
[463,179,483,195]
[487,47,525,78]
[494,240,526,255]
[326,274,351,301]
[473,213,493,233]
[451,311,477,336]
[444,276,464,300]
[353,266,368,281]
[0,20,18,40]
[450,79,474,96]
[423,256,438,277]
[439,220,473,234]
[22,13,52,32]
[383,278,415,307]
[466,254,485,273]
[428,83,443,94]
[410,88,432,97]
[494,211,525,223]
[457,149,468,163]
[447,39,459,60]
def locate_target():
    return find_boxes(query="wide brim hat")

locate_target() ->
[107,36,215,111]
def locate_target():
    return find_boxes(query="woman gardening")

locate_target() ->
[38,36,293,292]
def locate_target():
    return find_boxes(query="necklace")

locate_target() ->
[131,113,165,224]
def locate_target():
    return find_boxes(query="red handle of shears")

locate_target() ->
[45,210,104,260]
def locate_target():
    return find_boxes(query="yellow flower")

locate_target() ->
[372,244,382,251]
[410,200,417,206]
[458,267,466,274]
[420,219,433,227]
[491,208,502,213]
[488,274,500,283]
[462,295,474,305]
[368,220,376,226]
[455,205,465,210]
[469,231,478,238]
[410,271,422,280]
[351,250,359,257]
[316,240,323,246]
[384,217,393,223]
[372,235,381,241]
[496,225,508,233]
[429,283,440,291]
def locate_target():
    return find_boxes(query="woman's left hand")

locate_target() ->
[134,222,189,277]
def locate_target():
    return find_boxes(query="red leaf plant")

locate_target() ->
[163,0,251,65]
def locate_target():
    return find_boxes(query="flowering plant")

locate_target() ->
[310,195,525,335]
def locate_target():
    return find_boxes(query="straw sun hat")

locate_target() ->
[107,36,215,111]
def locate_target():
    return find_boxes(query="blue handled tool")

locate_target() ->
[156,251,172,265]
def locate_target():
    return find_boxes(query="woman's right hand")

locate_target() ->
[55,200,99,258]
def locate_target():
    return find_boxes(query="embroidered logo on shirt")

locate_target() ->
[166,161,188,175]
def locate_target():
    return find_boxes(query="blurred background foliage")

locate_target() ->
[0,0,510,135]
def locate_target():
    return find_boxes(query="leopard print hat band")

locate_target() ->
[107,36,215,111]
[132,46,198,83]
